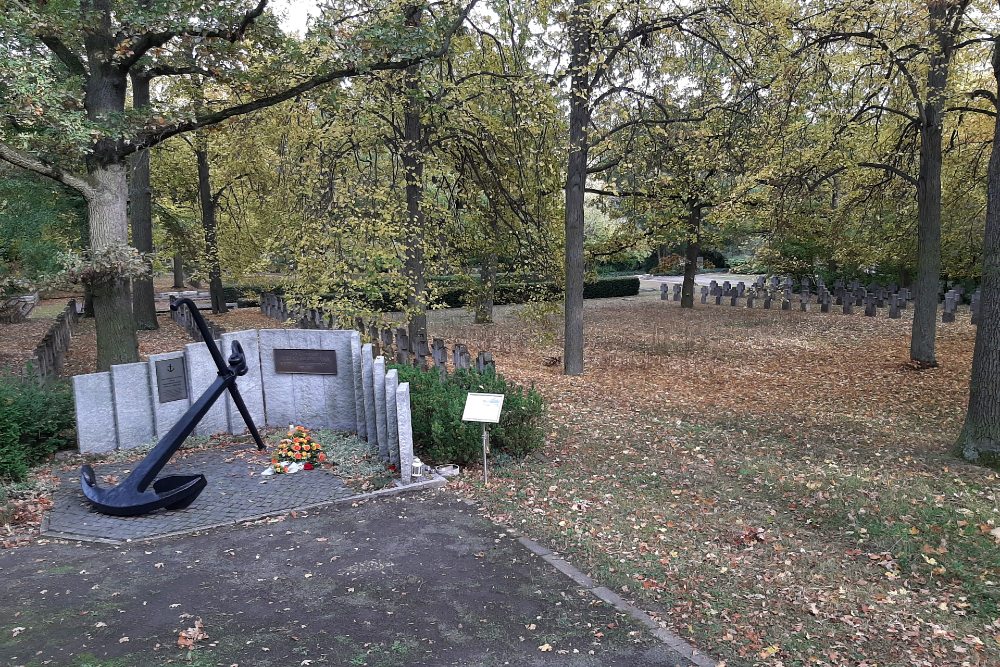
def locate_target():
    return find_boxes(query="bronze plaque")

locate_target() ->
[154,357,188,403]
[274,349,338,375]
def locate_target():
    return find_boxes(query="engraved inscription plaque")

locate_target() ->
[154,357,188,403]
[274,349,338,375]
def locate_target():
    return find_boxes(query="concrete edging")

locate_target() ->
[514,536,717,666]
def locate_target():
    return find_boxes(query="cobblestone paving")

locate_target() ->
[43,443,355,543]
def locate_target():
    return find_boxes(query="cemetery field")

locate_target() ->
[440,296,999,666]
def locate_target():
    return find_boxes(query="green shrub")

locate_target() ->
[390,364,546,467]
[0,375,75,481]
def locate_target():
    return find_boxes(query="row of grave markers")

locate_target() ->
[259,292,496,376]
[71,327,419,482]
[661,278,981,323]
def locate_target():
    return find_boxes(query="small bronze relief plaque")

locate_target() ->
[274,349,338,375]
[154,357,188,403]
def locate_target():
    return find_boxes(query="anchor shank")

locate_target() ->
[170,298,230,375]
[134,373,234,492]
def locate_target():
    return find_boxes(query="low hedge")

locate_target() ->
[240,275,639,314]
[582,276,639,298]
[429,275,638,309]
[390,364,546,467]
[0,375,75,481]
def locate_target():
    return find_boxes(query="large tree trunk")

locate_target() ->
[196,146,228,315]
[172,253,185,288]
[475,250,497,324]
[563,0,592,376]
[909,1,955,367]
[88,163,139,370]
[681,206,701,309]
[129,73,158,330]
[402,5,427,343]
[956,35,1000,461]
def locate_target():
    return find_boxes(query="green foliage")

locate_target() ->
[0,375,75,481]
[0,170,86,280]
[390,365,546,467]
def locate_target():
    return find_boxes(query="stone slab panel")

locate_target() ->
[361,344,377,445]
[374,356,388,460]
[259,329,357,431]
[221,330,266,434]
[110,362,154,450]
[385,368,399,466]
[185,341,230,436]
[397,382,414,483]
[351,332,366,440]
[148,352,191,440]
[73,372,117,454]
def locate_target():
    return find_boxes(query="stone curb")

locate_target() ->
[512,525,716,666]
[40,472,448,545]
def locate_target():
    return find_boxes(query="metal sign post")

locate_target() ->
[462,392,504,485]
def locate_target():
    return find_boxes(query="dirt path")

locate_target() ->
[0,491,692,667]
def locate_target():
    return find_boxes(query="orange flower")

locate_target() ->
[293,444,301,452]
[318,453,326,462]
[295,452,302,459]
[303,444,311,451]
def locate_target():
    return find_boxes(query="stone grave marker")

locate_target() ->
[889,296,901,319]
[942,293,957,323]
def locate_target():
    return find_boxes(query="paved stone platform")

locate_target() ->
[43,443,358,543]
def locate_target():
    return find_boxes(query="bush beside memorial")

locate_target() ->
[390,365,546,468]
[0,375,75,481]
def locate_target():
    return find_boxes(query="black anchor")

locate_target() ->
[80,298,266,517]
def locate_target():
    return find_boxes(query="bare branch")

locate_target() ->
[38,35,88,76]
[126,0,478,155]
[858,161,918,187]
[117,0,269,72]
[0,143,95,198]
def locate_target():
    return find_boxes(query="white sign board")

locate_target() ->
[462,393,504,423]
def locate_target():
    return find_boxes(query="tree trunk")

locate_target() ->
[196,146,228,315]
[956,35,1000,461]
[88,163,139,370]
[681,206,701,309]
[129,73,158,330]
[909,1,955,367]
[563,0,592,376]
[475,251,497,324]
[172,253,185,288]
[402,5,427,343]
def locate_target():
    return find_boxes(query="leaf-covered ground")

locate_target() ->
[433,295,999,667]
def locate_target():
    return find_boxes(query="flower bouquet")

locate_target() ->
[268,425,328,474]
